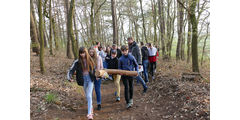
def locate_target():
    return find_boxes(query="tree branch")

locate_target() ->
[176,0,188,12]
[94,0,107,16]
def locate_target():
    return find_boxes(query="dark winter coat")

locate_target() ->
[128,41,142,65]
[141,46,149,61]
[118,54,138,72]
[67,59,96,86]
[106,56,119,69]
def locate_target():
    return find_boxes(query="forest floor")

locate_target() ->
[30,50,210,120]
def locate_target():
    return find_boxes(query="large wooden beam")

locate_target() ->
[95,69,138,77]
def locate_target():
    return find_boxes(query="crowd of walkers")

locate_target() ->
[67,37,159,120]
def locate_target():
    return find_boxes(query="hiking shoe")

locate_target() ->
[129,99,133,106]
[87,114,93,120]
[126,103,132,109]
[116,97,120,102]
[97,104,101,110]
[143,87,148,93]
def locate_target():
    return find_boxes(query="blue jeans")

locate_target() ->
[83,74,94,115]
[94,78,102,105]
[142,60,149,82]
[103,61,108,69]
[135,75,147,89]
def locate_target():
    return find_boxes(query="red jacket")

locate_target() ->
[148,51,159,63]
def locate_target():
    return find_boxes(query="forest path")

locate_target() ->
[30,51,210,120]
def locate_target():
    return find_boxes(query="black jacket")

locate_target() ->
[129,41,142,65]
[67,59,96,86]
[141,46,149,61]
[106,56,118,69]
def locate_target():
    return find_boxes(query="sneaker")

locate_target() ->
[152,76,155,80]
[87,114,93,120]
[143,87,148,93]
[116,97,120,102]
[129,99,133,106]
[97,104,101,110]
[126,103,132,109]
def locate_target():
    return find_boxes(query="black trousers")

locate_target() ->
[122,75,133,104]
[149,62,156,77]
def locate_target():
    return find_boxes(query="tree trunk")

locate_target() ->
[111,0,118,45]
[90,0,96,45]
[43,0,48,48]
[96,69,138,77]
[176,0,184,61]
[38,0,45,74]
[190,0,199,72]
[187,10,192,63]
[73,12,79,50]
[158,0,166,56]
[139,0,148,43]
[68,0,78,59]
[52,0,59,50]
[52,18,59,50]
[30,10,40,55]
[133,21,139,43]
[151,0,157,45]
[201,23,209,65]
[30,0,40,43]
[181,18,187,60]
[65,0,73,59]
[49,0,53,55]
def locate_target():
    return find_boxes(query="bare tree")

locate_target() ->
[38,0,45,74]
[158,0,166,56]
[189,0,199,72]
[139,0,148,43]
[201,22,209,65]
[111,0,118,44]
[30,9,40,55]
[176,0,184,60]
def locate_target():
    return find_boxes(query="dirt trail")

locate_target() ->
[30,51,210,120]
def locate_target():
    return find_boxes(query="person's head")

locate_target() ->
[127,37,134,45]
[88,46,98,65]
[112,44,117,50]
[140,42,144,46]
[106,46,111,54]
[148,43,152,48]
[102,46,106,52]
[111,49,117,58]
[98,46,103,51]
[121,45,129,56]
[96,42,101,47]
[78,47,95,71]
[79,47,87,59]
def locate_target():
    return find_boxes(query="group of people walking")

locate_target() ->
[67,37,159,120]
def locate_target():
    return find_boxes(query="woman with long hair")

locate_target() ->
[88,46,104,111]
[67,47,96,120]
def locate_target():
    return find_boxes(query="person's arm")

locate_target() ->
[118,58,122,70]
[99,56,103,70]
[136,46,142,65]
[67,60,78,81]
[132,56,139,72]
[141,47,144,60]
